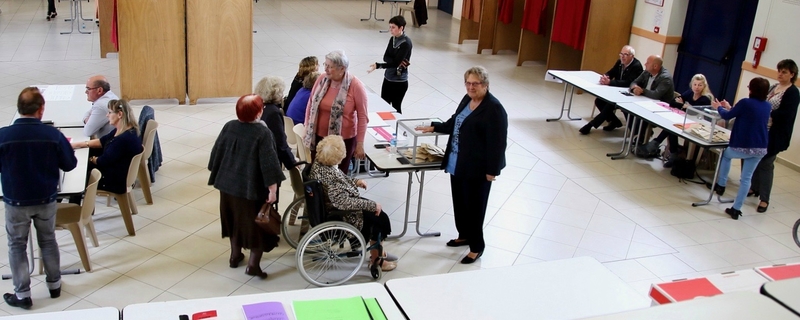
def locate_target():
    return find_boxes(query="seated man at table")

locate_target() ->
[83,75,118,138]
[628,55,675,150]
[579,45,643,135]
[0,87,78,309]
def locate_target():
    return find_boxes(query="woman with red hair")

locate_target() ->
[208,94,285,278]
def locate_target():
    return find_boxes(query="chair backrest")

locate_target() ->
[283,116,297,145]
[81,169,102,224]
[126,151,145,189]
[141,119,159,161]
[302,179,328,227]
[293,124,311,162]
[289,162,308,198]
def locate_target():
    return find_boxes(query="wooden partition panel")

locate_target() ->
[476,0,498,54]
[118,0,186,103]
[186,0,253,104]
[459,19,480,44]
[546,42,583,70]
[581,0,635,73]
[516,0,555,65]
[98,0,116,58]
[492,0,525,54]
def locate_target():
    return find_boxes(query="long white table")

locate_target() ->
[385,257,650,319]
[546,70,653,122]
[122,283,405,320]
[588,291,797,319]
[2,307,119,320]
[13,85,90,128]
[761,277,800,316]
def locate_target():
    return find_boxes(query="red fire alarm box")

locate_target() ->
[752,37,767,68]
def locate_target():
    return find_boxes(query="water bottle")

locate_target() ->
[390,133,397,154]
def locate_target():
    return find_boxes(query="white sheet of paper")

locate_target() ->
[657,111,694,125]
[367,112,389,128]
[41,85,75,101]
[635,101,669,112]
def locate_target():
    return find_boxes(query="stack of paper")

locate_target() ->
[242,301,288,320]
[293,296,386,320]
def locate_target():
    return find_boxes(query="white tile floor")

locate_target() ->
[1,0,800,316]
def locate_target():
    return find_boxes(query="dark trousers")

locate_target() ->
[751,152,778,202]
[450,174,492,253]
[381,79,408,114]
[588,99,622,128]
[361,209,391,242]
[311,135,357,174]
[48,0,56,14]
[652,130,679,153]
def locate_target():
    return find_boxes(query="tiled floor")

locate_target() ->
[2,0,800,316]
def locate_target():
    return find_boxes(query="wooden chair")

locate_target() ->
[55,169,102,272]
[293,124,311,162]
[398,5,419,27]
[284,116,297,156]
[99,151,144,236]
[136,119,159,204]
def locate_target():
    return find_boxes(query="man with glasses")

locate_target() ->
[83,75,118,138]
[579,45,643,135]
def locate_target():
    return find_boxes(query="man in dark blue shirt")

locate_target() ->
[0,87,78,309]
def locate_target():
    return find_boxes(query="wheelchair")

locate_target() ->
[281,162,385,287]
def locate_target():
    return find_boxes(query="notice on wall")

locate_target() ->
[783,0,800,6]
[654,8,664,28]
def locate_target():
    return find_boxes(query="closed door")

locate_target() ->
[673,0,758,102]
[439,0,454,15]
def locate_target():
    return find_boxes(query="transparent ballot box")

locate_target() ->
[395,118,448,165]
[681,105,730,143]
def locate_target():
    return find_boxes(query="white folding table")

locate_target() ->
[13,85,90,128]
[760,277,800,316]
[588,291,797,319]
[2,307,118,320]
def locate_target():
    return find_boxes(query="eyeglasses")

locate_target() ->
[619,53,632,56]
[323,63,340,70]
[85,86,99,91]
[464,81,483,87]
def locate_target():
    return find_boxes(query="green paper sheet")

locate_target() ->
[292,296,371,320]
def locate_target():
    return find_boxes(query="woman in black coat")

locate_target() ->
[417,66,508,264]
[750,59,800,212]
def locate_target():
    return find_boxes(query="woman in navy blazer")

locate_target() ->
[417,66,508,264]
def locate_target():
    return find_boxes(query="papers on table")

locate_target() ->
[369,127,393,142]
[635,100,670,112]
[367,112,389,128]
[242,301,287,320]
[376,112,395,120]
[657,110,693,125]
[292,296,386,320]
[40,85,75,101]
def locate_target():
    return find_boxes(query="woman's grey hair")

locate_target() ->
[464,66,490,86]
[326,50,350,70]
[253,76,286,105]
[315,135,346,166]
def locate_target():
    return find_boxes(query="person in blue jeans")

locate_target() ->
[712,77,772,220]
[0,87,78,309]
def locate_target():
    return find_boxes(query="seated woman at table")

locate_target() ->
[712,77,772,220]
[71,99,143,194]
[286,72,319,125]
[639,74,714,167]
[309,135,398,271]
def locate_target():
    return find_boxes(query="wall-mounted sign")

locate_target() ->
[645,0,664,6]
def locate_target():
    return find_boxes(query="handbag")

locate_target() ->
[254,203,281,236]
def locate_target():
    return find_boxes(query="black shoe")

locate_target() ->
[446,239,469,247]
[228,253,244,268]
[757,201,769,213]
[579,124,592,135]
[725,207,742,220]
[49,287,61,299]
[3,293,32,310]
[460,251,484,264]
[603,122,622,131]
[713,183,726,196]
[747,190,759,197]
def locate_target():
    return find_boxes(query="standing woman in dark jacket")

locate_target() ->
[417,66,508,264]
[712,78,772,220]
[255,76,297,169]
[750,59,800,212]
[368,16,413,114]
[208,95,286,279]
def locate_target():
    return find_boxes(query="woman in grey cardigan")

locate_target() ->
[208,94,285,279]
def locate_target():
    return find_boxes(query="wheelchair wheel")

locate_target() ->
[296,221,366,287]
[793,218,800,249]
[281,198,308,249]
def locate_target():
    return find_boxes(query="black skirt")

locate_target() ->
[219,191,279,251]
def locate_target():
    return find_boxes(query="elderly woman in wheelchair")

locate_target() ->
[309,135,398,273]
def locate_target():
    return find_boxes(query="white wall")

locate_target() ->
[628,0,688,72]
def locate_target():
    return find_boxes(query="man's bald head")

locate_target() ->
[645,55,664,76]
[86,75,111,102]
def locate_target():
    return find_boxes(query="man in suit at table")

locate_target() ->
[579,45,643,135]
[0,87,78,309]
[83,75,118,138]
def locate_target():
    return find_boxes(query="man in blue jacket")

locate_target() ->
[0,87,78,309]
